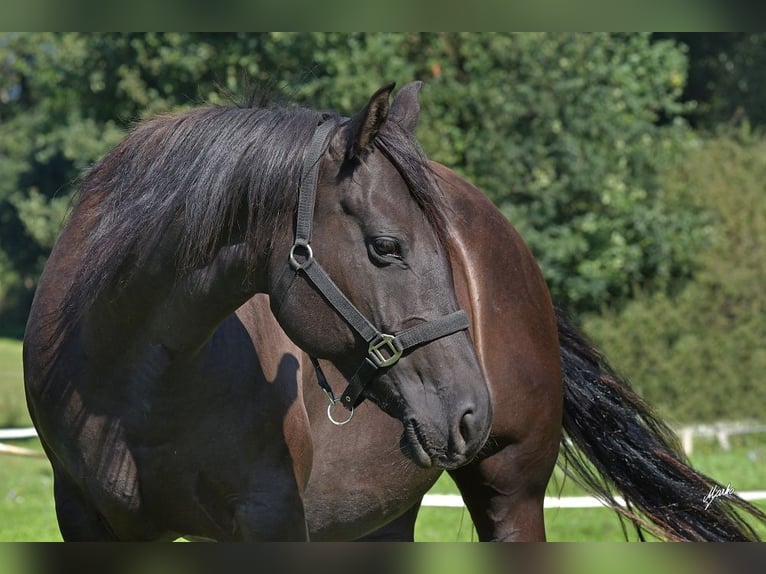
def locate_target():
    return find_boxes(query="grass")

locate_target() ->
[0,439,61,542]
[0,338,30,428]
[2,435,763,542]
[415,432,766,541]
[2,336,765,541]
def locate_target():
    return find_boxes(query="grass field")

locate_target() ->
[416,441,766,542]
[0,338,31,428]
[2,337,765,542]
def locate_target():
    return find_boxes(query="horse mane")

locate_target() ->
[55,94,447,339]
[79,103,323,274]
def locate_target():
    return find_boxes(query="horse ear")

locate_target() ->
[346,82,395,159]
[389,81,423,133]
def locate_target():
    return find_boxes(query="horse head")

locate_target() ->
[269,83,492,469]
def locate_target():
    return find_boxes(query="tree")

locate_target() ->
[412,33,700,312]
[583,132,766,422]
[0,33,703,326]
[660,33,766,129]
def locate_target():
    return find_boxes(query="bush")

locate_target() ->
[583,132,766,423]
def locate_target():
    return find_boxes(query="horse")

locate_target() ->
[287,160,766,542]
[274,158,766,542]
[22,82,493,541]
[236,85,765,541]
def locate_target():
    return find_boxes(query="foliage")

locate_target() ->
[664,33,766,129]
[0,33,703,326]
[583,132,766,423]
[258,33,702,312]
[410,33,699,311]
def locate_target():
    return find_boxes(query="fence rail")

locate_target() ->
[5,421,766,448]
[677,421,766,454]
[2,426,765,508]
[0,427,38,440]
[0,427,41,457]
[423,491,766,509]
[4,422,766,457]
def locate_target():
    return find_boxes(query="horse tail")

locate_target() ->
[555,305,766,541]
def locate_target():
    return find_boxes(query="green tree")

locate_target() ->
[0,33,249,325]
[414,33,699,312]
[583,132,766,423]
[661,33,766,129]
[0,33,703,327]
[255,33,704,312]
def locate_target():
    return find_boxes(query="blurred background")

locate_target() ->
[0,33,764,542]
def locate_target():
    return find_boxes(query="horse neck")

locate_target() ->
[83,236,262,366]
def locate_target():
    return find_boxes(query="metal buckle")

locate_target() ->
[289,242,313,271]
[368,334,402,368]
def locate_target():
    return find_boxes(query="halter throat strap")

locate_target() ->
[275,120,470,413]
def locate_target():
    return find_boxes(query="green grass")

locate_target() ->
[2,335,765,541]
[415,472,652,541]
[415,432,766,541]
[0,439,62,541]
[0,338,30,428]
[2,434,761,542]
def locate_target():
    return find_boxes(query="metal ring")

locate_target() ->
[289,243,313,270]
[327,401,354,426]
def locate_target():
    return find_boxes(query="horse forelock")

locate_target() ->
[375,121,449,245]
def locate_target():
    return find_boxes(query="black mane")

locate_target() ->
[79,104,326,277]
[58,96,447,333]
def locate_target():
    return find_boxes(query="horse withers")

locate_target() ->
[23,83,491,540]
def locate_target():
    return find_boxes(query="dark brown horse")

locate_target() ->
[23,83,493,540]
[293,157,561,541]
[236,159,764,542]
[25,81,765,542]
[291,159,766,542]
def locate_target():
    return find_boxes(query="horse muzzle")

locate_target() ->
[401,403,491,470]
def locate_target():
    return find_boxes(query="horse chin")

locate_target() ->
[376,392,471,470]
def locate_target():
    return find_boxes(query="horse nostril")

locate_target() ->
[456,407,477,451]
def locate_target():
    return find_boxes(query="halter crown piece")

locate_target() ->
[273,120,470,425]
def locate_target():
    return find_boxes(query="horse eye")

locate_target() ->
[372,237,402,259]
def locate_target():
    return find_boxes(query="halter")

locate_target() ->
[273,120,470,425]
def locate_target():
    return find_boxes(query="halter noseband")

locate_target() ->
[273,120,470,425]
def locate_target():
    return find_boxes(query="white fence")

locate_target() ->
[3,424,766,504]
[423,491,766,509]
[677,421,766,455]
[427,421,766,509]
[5,421,766,452]
[0,426,43,457]
[0,427,38,440]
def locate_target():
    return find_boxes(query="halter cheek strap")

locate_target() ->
[271,120,470,420]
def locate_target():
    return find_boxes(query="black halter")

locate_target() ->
[273,121,470,424]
